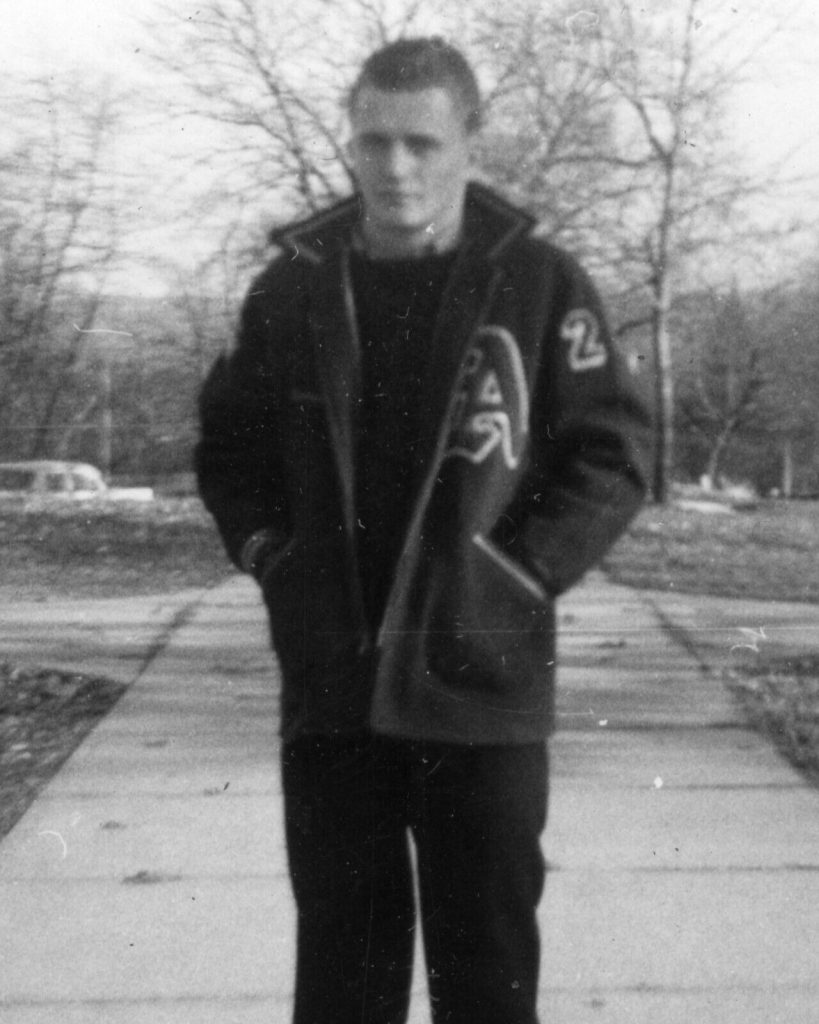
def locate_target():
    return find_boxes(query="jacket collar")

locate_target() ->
[269,182,535,266]
[460,182,537,262]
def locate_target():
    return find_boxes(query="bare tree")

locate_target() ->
[676,287,776,485]
[139,0,807,500]
[759,263,819,495]
[143,0,440,221]
[585,0,800,500]
[467,1,629,263]
[0,73,124,460]
[143,0,634,290]
[671,253,819,495]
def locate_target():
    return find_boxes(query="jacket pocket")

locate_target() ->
[260,538,357,675]
[424,533,554,713]
[471,532,547,602]
[258,535,298,587]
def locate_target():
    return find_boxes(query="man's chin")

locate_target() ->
[373,211,425,232]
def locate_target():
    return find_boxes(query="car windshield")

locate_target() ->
[71,470,104,491]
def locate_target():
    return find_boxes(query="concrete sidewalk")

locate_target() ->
[2,587,209,684]
[1,572,818,1022]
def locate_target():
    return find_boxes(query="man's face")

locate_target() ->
[348,86,474,255]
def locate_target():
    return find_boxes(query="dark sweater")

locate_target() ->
[350,249,457,627]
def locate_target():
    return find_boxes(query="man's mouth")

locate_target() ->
[380,191,417,204]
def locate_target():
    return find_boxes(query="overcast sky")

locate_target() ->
[4,0,818,294]
[7,0,816,155]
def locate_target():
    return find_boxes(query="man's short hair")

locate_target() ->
[348,37,482,132]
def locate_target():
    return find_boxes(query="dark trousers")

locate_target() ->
[281,733,549,1024]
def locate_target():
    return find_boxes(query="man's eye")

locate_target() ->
[407,137,438,155]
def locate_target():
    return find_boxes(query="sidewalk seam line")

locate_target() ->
[638,594,714,677]
[132,592,207,683]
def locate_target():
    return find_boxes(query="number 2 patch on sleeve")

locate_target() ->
[560,309,608,372]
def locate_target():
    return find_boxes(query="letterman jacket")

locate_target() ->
[195,182,652,744]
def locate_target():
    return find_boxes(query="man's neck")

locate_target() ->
[359,212,463,260]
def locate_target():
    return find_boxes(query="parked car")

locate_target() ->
[0,461,154,501]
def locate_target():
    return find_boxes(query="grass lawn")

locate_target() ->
[603,498,819,603]
[726,654,819,787]
[604,498,819,785]
[0,664,126,837]
[0,496,232,600]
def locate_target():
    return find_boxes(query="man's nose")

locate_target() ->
[384,141,414,178]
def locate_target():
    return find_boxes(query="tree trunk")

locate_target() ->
[99,356,113,479]
[781,438,794,498]
[651,272,674,503]
[705,431,730,486]
[29,332,85,459]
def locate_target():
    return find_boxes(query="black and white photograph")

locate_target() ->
[2,2,818,1022]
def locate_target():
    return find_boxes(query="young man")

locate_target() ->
[196,37,651,1024]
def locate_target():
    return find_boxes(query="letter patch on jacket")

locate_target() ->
[560,309,608,371]
[445,326,529,469]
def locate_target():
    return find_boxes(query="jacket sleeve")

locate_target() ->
[194,264,293,569]
[517,254,652,595]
